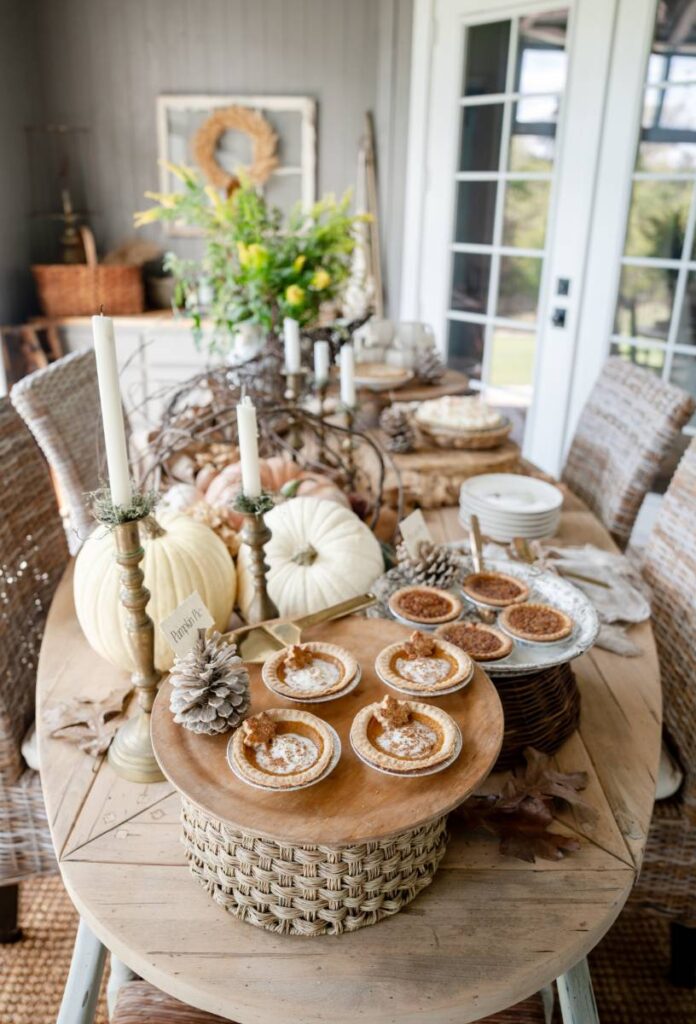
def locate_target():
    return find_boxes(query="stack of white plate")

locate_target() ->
[459,473,563,542]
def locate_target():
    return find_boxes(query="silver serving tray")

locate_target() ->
[447,555,600,677]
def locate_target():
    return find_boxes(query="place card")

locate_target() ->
[399,509,433,558]
[160,591,215,658]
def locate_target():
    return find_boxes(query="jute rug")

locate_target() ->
[1,876,695,1023]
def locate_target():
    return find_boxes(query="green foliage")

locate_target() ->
[135,165,363,351]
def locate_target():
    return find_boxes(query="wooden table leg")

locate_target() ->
[56,918,108,1024]
[557,957,600,1024]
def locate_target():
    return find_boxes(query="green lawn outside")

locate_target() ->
[488,330,536,389]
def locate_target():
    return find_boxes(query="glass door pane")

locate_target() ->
[447,8,568,407]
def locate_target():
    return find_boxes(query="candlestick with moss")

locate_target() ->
[233,492,279,624]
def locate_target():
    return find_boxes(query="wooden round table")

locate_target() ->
[37,502,661,1023]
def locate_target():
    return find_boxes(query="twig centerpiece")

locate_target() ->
[235,395,280,623]
[92,311,164,783]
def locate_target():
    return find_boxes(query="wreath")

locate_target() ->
[192,105,279,195]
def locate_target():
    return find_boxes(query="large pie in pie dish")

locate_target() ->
[351,695,458,773]
[230,709,335,789]
[461,571,530,608]
[435,621,513,662]
[388,585,463,625]
[375,630,473,694]
[498,602,573,644]
[262,642,357,699]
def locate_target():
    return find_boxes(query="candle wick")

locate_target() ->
[99,304,104,316]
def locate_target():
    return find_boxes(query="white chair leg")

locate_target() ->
[106,954,137,1019]
[557,957,600,1024]
[56,918,108,1024]
[540,983,555,1024]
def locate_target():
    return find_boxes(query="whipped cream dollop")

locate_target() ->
[395,656,452,685]
[284,658,341,693]
[254,733,319,775]
[416,396,502,431]
[375,720,438,759]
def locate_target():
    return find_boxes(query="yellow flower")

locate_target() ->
[237,241,249,265]
[238,242,269,270]
[310,268,331,290]
[285,284,305,306]
[293,254,306,272]
[143,190,176,210]
[133,207,162,227]
[158,159,195,184]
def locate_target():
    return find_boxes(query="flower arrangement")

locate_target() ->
[135,163,364,351]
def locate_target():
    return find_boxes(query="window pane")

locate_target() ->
[676,272,696,345]
[463,21,510,97]
[489,329,536,389]
[509,97,557,172]
[502,180,550,250]
[450,253,491,314]
[643,85,696,131]
[636,141,696,172]
[515,10,568,94]
[455,181,497,244]
[459,104,504,172]
[624,180,691,259]
[447,319,485,378]
[497,256,542,321]
[609,342,666,376]
[670,351,696,398]
[614,265,677,341]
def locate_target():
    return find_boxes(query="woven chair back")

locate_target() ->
[11,348,107,553]
[562,357,694,547]
[0,398,69,786]
[642,438,696,812]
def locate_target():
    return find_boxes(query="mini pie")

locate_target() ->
[351,695,458,773]
[499,602,573,643]
[230,709,334,789]
[461,571,530,608]
[388,585,463,625]
[435,621,513,662]
[375,630,473,693]
[262,642,357,699]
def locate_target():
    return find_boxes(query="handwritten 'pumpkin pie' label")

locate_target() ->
[159,591,215,658]
[398,509,433,559]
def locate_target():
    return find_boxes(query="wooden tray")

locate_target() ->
[151,616,504,847]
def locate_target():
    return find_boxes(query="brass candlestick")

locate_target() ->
[240,511,280,623]
[108,518,165,783]
[316,379,329,461]
[342,404,357,490]
[284,369,306,452]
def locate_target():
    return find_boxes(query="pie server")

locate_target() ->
[227,592,377,664]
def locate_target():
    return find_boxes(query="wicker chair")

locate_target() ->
[631,438,696,986]
[10,348,106,554]
[111,981,547,1024]
[0,398,69,940]
[562,357,694,547]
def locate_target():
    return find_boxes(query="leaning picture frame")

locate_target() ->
[156,94,317,236]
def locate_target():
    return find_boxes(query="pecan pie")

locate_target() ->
[351,696,458,773]
[435,621,513,662]
[461,571,530,608]
[388,585,463,625]
[262,642,357,699]
[375,630,473,694]
[498,602,573,643]
[230,708,335,789]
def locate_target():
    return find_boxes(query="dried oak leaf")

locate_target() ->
[498,824,581,864]
[498,747,598,828]
[43,686,132,758]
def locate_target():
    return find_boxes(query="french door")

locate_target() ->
[402,0,619,473]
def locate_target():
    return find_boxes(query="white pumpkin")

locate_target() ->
[236,497,384,619]
[74,511,236,672]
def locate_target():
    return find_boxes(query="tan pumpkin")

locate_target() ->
[73,510,236,672]
[236,496,384,619]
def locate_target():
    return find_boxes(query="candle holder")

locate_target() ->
[234,493,280,624]
[109,516,164,784]
[284,369,307,453]
[340,403,358,491]
[315,379,329,461]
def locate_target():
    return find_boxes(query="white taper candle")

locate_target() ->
[314,340,330,386]
[340,343,356,407]
[236,395,262,498]
[91,314,132,507]
[283,317,301,373]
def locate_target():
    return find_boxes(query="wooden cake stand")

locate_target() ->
[151,616,504,937]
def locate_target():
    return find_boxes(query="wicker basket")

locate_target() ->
[416,418,513,450]
[492,662,581,770]
[32,226,144,317]
[181,797,448,937]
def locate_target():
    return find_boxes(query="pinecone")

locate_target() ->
[380,405,416,454]
[414,348,446,385]
[169,630,250,735]
[395,540,462,589]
